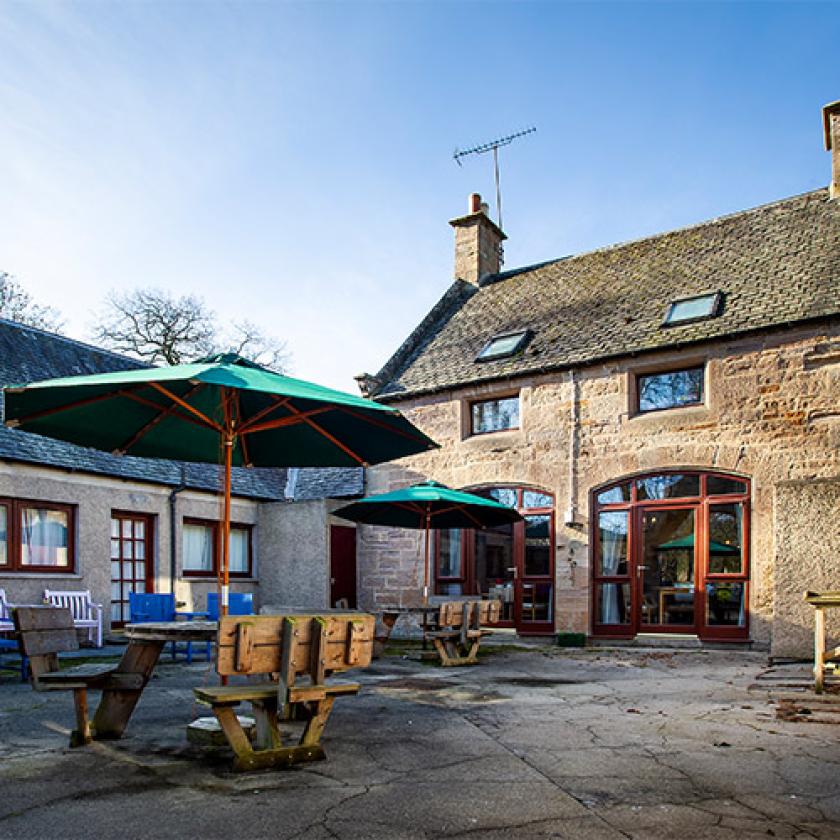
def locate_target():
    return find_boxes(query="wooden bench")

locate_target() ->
[193,612,375,771]
[428,600,501,667]
[13,606,142,746]
[44,589,103,648]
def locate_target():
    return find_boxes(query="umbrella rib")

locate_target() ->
[336,405,435,446]
[238,396,291,434]
[119,390,213,432]
[240,406,334,436]
[285,403,366,465]
[148,383,223,432]
[234,393,252,467]
[6,385,145,427]
[114,383,204,455]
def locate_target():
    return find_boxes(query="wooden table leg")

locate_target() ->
[815,606,826,694]
[92,639,164,739]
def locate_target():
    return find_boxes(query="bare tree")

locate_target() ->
[92,288,290,371]
[0,272,63,332]
[221,319,291,372]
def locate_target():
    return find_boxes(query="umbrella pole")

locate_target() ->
[221,435,232,618]
[423,511,430,605]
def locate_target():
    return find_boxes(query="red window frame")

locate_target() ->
[635,365,705,415]
[469,395,521,436]
[182,517,253,579]
[591,471,750,642]
[0,497,76,573]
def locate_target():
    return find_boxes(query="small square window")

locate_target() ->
[471,396,520,434]
[663,292,722,326]
[637,366,704,413]
[476,330,530,362]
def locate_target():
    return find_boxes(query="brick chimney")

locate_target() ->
[824,100,840,199]
[449,193,507,285]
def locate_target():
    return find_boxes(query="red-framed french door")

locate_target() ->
[592,472,750,642]
[110,511,154,627]
[436,487,555,635]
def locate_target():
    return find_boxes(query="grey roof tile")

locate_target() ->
[373,189,840,400]
[0,319,355,502]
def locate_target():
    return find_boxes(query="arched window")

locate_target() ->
[592,471,749,641]
[435,486,555,635]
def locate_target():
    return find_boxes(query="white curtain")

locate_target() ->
[599,513,627,624]
[229,528,249,573]
[183,524,214,572]
[0,506,6,566]
[21,508,68,567]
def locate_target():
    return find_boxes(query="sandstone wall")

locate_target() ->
[772,479,840,659]
[359,323,840,647]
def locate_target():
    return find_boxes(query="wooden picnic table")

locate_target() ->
[90,620,217,740]
[804,591,840,693]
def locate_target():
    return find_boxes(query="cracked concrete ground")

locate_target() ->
[1,646,839,839]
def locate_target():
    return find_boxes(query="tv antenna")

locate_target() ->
[453,126,536,234]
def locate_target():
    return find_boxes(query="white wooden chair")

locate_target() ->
[43,589,103,647]
[0,588,14,633]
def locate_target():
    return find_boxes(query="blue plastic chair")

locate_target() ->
[194,592,255,660]
[128,593,181,659]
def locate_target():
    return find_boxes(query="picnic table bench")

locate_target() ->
[805,590,840,693]
[13,606,143,746]
[193,611,375,771]
[427,599,501,667]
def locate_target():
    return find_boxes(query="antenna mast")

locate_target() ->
[453,126,536,234]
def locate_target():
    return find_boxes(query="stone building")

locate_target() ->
[0,318,363,629]
[356,101,840,657]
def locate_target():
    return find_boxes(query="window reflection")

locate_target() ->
[637,474,700,500]
[524,515,551,575]
[598,512,628,576]
[638,367,704,413]
[706,582,745,626]
[523,490,553,509]
[597,583,631,624]
[708,504,742,574]
[597,483,632,505]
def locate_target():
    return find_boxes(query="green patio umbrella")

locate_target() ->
[657,534,740,554]
[4,353,438,612]
[333,480,522,604]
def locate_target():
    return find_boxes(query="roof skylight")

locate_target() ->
[663,292,723,326]
[476,330,531,362]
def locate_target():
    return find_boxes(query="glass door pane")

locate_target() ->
[475,522,515,623]
[521,515,552,625]
[640,508,696,629]
[595,511,630,626]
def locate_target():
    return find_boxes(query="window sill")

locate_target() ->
[0,571,81,578]
[628,403,711,426]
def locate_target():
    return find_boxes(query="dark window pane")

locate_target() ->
[475,522,515,622]
[596,583,631,625]
[597,483,632,505]
[471,397,520,434]
[523,490,552,509]
[637,474,700,500]
[706,582,745,626]
[707,476,747,496]
[521,581,553,622]
[598,511,628,576]
[436,530,462,579]
[524,515,551,575]
[638,367,704,412]
[708,504,743,574]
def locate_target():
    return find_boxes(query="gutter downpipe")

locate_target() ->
[169,466,188,595]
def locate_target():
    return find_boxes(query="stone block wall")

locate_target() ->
[358,322,840,648]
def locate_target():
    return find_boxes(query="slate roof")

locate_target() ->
[372,189,840,400]
[0,319,362,502]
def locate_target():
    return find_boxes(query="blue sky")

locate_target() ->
[0,1,837,390]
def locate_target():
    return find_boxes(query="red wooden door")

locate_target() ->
[110,511,154,626]
[330,525,357,608]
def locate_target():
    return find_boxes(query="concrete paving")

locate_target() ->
[1,645,839,839]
